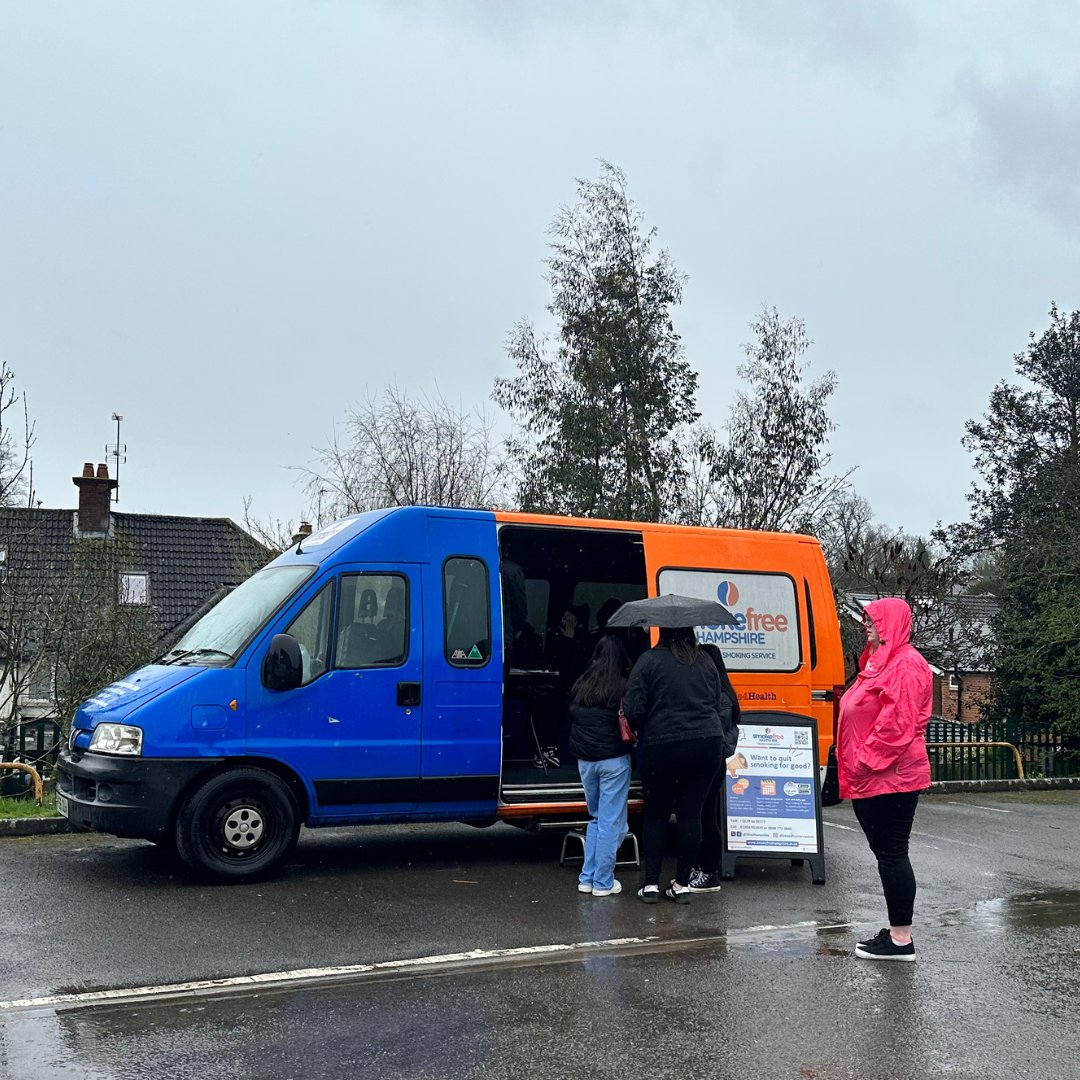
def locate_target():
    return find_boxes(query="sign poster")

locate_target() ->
[725,722,820,855]
[656,568,800,672]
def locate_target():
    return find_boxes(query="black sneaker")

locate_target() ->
[856,927,891,950]
[688,869,722,893]
[855,932,915,962]
[637,885,661,904]
[664,881,691,905]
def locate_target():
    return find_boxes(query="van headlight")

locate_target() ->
[89,724,143,756]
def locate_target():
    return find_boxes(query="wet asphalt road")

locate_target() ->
[1,791,1079,1079]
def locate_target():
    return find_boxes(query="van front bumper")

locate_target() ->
[56,750,222,841]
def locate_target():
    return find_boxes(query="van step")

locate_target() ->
[501,785,584,803]
[500,783,643,805]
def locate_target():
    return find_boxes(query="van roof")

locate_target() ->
[494,509,821,545]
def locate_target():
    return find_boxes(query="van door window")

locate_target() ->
[286,582,335,685]
[335,574,409,668]
[443,557,490,667]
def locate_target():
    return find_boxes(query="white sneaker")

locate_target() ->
[577,882,593,894]
[591,880,622,897]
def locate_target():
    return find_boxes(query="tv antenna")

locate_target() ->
[107,413,127,503]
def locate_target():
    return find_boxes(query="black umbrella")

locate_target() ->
[605,593,739,629]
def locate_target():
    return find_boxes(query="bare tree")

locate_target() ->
[823,491,985,679]
[43,534,160,728]
[0,362,36,507]
[0,521,162,745]
[0,517,49,736]
[241,497,301,559]
[304,384,506,518]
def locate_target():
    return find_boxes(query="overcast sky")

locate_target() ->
[3,1,1078,538]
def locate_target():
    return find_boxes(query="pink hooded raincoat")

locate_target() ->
[837,597,933,800]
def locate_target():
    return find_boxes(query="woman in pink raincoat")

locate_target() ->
[838,597,932,962]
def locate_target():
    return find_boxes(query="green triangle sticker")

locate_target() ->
[467,645,483,660]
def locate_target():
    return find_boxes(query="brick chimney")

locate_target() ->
[291,520,313,546]
[73,462,117,535]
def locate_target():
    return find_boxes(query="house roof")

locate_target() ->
[0,506,270,643]
[841,590,998,674]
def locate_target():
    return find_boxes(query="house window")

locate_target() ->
[948,674,960,691]
[119,572,149,606]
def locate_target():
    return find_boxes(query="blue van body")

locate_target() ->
[57,507,509,872]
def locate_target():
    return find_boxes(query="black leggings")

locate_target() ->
[640,737,723,887]
[852,791,920,926]
[696,767,725,873]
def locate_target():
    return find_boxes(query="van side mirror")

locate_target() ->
[262,634,303,692]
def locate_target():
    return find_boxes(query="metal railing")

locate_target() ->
[927,719,1080,781]
[926,741,1024,781]
[0,762,43,805]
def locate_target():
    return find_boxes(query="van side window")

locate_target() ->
[335,574,409,669]
[286,582,334,685]
[657,567,801,673]
[444,557,490,667]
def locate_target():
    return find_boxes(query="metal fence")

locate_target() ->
[926,718,1080,781]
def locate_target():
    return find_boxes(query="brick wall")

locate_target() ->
[936,672,992,724]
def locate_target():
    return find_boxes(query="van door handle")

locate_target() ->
[397,682,421,706]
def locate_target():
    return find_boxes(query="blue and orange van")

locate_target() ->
[57,507,844,881]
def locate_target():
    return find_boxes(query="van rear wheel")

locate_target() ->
[176,768,299,883]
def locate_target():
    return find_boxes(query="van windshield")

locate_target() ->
[161,565,316,664]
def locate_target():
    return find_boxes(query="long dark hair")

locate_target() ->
[701,642,741,724]
[571,635,631,708]
[658,626,699,664]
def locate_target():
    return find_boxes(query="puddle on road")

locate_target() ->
[967,888,1080,932]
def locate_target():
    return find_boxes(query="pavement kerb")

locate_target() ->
[0,817,77,838]
[925,776,1080,794]
[3,776,1080,839]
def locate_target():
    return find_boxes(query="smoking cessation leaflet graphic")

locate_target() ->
[725,722,819,855]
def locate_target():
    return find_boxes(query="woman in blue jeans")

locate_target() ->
[568,635,633,897]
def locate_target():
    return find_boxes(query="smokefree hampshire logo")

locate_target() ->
[716,580,740,606]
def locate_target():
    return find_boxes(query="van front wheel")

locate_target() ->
[176,768,299,883]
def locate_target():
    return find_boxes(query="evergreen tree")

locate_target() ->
[696,307,842,533]
[960,303,1080,731]
[493,162,698,522]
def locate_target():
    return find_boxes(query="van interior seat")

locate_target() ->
[359,588,379,622]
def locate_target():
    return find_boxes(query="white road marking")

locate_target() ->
[823,821,858,832]
[0,919,851,1014]
[0,939,654,1012]
[944,801,1012,813]
[910,830,989,850]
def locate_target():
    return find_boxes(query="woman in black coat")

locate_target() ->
[688,643,741,892]
[622,627,730,904]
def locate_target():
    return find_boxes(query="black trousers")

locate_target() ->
[640,736,723,887]
[696,766,725,873]
[852,791,920,926]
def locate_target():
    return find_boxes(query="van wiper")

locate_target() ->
[157,648,195,665]
[183,648,235,663]
[157,647,234,666]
